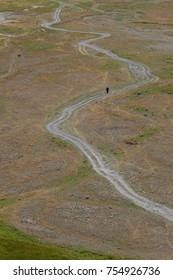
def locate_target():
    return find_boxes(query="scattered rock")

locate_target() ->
[124,140,138,145]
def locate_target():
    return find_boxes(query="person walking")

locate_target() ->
[106,87,109,94]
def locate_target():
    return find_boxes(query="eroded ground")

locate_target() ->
[0,0,173,259]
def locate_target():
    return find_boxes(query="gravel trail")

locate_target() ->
[45,1,173,222]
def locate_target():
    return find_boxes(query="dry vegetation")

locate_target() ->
[0,0,173,259]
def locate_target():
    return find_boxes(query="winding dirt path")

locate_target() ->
[44,1,173,222]
[0,13,17,80]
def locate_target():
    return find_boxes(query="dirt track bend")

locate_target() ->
[44,1,173,222]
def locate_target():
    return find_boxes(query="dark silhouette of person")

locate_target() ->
[106,87,109,94]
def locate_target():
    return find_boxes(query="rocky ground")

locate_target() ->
[0,0,173,259]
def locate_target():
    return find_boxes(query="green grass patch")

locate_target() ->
[58,160,93,188]
[76,1,93,11]
[33,3,57,14]
[51,137,68,148]
[13,38,55,52]
[104,60,121,71]
[114,50,136,61]
[98,146,124,161]
[0,0,52,12]
[160,64,173,80]
[135,127,157,142]
[0,219,120,260]
[0,26,27,35]
[0,198,16,209]
[130,91,143,98]
[112,149,124,160]
[112,200,139,209]
[129,104,148,113]
[101,0,152,12]
[125,127,157,146]
[132,83,173,96]
[31,28,59,39]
